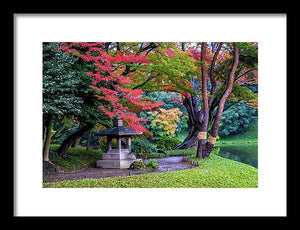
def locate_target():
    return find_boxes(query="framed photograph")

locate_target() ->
[13,12,287,217]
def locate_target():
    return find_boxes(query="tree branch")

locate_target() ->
[210,43,240,138]
[208,42,223,107]
[234,69,254,81]
[132,75,156,89]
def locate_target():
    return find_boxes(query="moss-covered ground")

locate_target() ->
[48,145,102,171]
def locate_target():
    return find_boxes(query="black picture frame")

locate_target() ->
[9,7,291,222]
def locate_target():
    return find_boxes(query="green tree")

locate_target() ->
[54,50,111,157]
[54,42,162,157]
[43,42,82,162]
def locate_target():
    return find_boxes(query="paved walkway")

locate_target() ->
[43,156,195,183]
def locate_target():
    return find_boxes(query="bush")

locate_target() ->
[150,108,183,138]
[48,145,102,171]
[218,102,256,137]
[156,137,181,151]
[176,115,189,136]
[145,159,159,170]
[129,160,146,170]
[131,138,153,158]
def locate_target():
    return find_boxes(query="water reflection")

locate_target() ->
[216,144,258,168]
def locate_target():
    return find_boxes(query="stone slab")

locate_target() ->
[102,152,136,160]
[96,159,137,169]
[107,149,131,154]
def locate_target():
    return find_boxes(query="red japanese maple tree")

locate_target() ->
[59,42,163,133]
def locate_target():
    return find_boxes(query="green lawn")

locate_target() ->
[45,124,259,188]
[43,151,258,188]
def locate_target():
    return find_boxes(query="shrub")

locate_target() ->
[131,138,153,158]
[218,101,256,137]
[48,145,102,171]
[151,108,183,138]
[139,105,185,140]
[156,136,181,151]
[176,115,189,135]
[129,160,146,170]
[145,159,159,170]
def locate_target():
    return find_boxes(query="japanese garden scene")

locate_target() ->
[42,42,258,188]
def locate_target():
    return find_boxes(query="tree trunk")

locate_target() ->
[208,42,223,107]
[43,126,47,144]
[196,42,209,158]
[175,125,199,149]
[175,95,200,149]
[56,123,94,158]
[86,130,91,150]
[51,125,68,143]
[71,124,83,148]
[43,114,53,162]
[175,42,237,157]
[72,136,82,148]
[205,43,240,157]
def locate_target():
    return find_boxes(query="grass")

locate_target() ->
[49,144,103,171]
[43,151,258,188]
[44,124,259,188]
[43,148,258,188]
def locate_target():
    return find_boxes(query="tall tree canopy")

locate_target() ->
[43,42,258,159]
[131,42,258,157]
[58,42,165,133]
[43,42,83,161]
[172,42,258,158]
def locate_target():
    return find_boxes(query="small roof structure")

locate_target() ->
[95,126,142,137]
[95,118,142,169]
[94,119,142,137]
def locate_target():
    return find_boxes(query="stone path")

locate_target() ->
[43,156,195,183]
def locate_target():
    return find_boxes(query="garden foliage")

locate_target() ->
[129,161,146,170]
[58,42,164,132]
[218,102,256,137]
[156,136,182,151]
[131,138,153,158]
[43,42,83,116]
[149,108,183,138]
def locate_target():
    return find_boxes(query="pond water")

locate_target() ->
[216,143,258,168]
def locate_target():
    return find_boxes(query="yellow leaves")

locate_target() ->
[151,108,183,137]
[94,123,107,131]
[245,97,258,110]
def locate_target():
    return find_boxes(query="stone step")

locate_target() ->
[102,153,136,160]
[107,149,131,154]
[96,159,136,169]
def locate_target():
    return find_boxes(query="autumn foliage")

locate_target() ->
[43,42,258,162]
[58,42,163,132]
[151,108,183,137]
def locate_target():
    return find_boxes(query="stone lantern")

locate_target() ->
[95,118,142,169]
